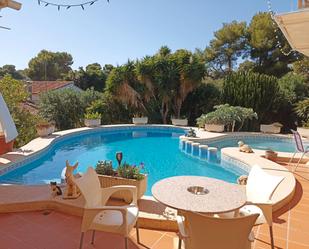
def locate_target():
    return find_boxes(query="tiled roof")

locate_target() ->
[30,81,74,94]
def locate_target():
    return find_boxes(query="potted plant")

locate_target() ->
[36,119,55,137]
[84,112,102,127]
[265,149,278,161]
[196,104,258,133]
[95,160,147,202]
[171,115,188,126]
[260,122,283,134]
[295,99,309,138]
[132,113,148,125]
[196,113,225,132]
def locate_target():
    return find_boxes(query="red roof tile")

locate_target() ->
[31,81,74,94]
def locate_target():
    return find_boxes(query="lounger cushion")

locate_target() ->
[246,165,284,203]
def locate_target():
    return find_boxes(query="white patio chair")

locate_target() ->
[218,165,284,249]
[240,165,284,249]
[73,167,140,249]
[289,129,309,171]
[177,211,259,249]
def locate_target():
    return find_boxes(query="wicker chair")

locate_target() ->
[73,167,140,249]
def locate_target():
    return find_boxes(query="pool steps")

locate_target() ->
[179,138,218,163]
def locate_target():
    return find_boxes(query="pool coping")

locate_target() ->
[0,124,188,176]
[0,125,300,215]
[182,129,301,211]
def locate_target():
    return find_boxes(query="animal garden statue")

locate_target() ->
[50,181,62,197]
[238,141,253,153]
[237,175,248,185]
[63,160,81,199]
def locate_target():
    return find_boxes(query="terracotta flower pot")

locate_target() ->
[36,124,54,137]
[0,134,14,155]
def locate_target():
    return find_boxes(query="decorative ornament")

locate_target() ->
[37,0,110,11]
[266,0,295,56]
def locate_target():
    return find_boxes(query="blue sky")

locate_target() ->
[0,0,293,69]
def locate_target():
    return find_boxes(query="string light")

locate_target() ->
[37,0,110,11]
[266,0,295,56]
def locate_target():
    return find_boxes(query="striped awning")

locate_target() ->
[274,9,309,56]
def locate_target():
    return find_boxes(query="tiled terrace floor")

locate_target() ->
[0,163,308,249]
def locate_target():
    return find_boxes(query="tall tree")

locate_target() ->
[248,12,298,77]
[106,60,144,111]
[0,64,26,80]
[74,63,106,91]
[26,50,73,80]
[0,75,37,147]
[170,49,206,118]
[204,21,248,78]
[223,71,280,124]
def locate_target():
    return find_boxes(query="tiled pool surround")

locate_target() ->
[0,125,187,176]
[0,125,298,212]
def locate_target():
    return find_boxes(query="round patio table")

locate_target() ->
[152,176,247,214]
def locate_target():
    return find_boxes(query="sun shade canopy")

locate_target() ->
[0,94,18,143]
[274,8,309,56]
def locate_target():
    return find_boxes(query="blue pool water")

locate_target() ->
[207,136,297,153]
[0,128,241,195]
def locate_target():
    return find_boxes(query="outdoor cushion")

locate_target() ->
[246,165,284,203]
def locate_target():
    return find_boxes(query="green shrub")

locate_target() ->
[95,160,114,176]
[223,72,279,123]
[196,104,257,131]
[117,162,145,180]
[0,75,37,147]
[84,112,102,120]
[295,99,309,127]
[39,88,101,130]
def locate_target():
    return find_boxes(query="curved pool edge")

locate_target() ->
[221,147,296,212]
[0,125,297,213]
[0,124,188,176]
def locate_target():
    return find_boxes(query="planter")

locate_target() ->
[204,124,225,132]
[265,150,278,161]
[98,174,147,203]
[171,118,188,126]
[84,119,101,127]
[260,124,282,134]
[132,117,148,125]
[0,134,14,155]
[297,127,309,138]
[36,124,55,137]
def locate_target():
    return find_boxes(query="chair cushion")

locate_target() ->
[93,206,138,227]
[240,205,266,225]
[246,165,284,203]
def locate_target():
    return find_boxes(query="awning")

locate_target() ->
[0,93,18,143]
[274,9,309,56]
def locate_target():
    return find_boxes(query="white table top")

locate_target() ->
[152,176,246,214]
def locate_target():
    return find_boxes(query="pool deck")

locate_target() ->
[0,162,308,249]
[0,125,308,248]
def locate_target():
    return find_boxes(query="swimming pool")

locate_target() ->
[0,127,241,195]
[207,135,298,153]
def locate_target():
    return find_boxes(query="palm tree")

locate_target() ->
[106,61,144,111]
[171,50,206,118]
